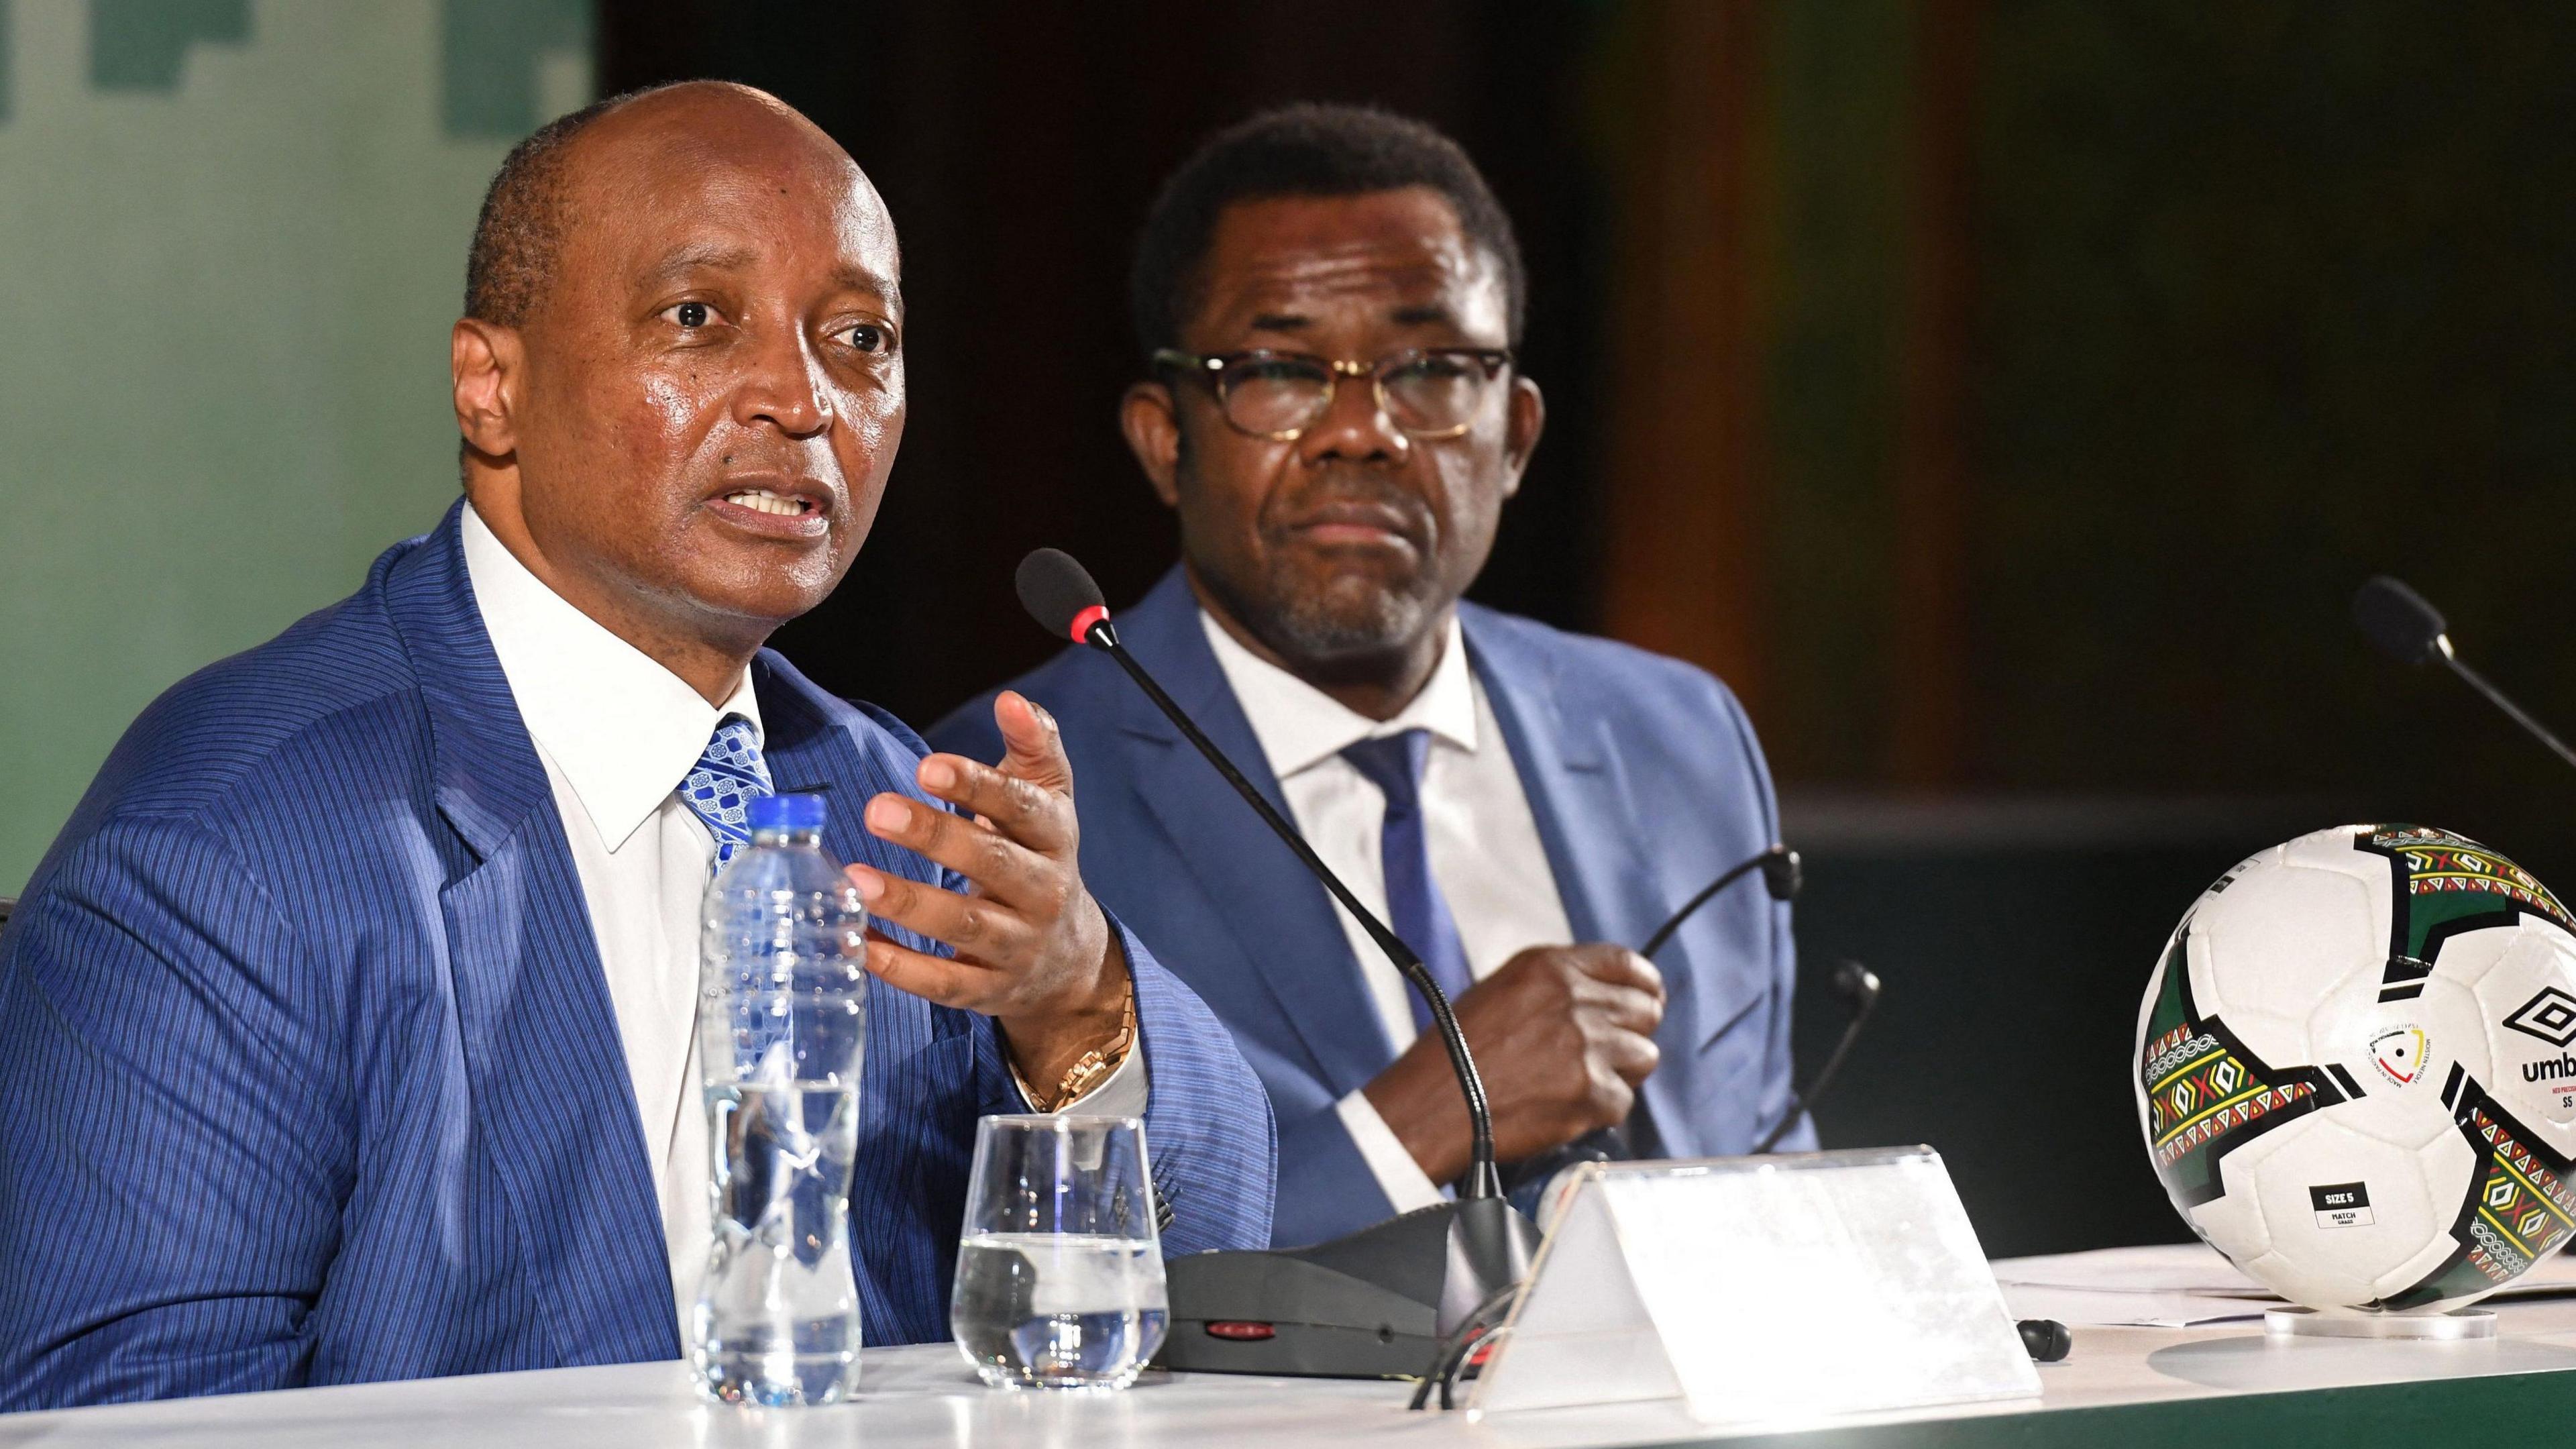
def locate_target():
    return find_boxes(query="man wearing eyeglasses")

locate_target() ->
[933,105,1807,1247]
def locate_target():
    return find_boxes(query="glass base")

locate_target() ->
[696,1348,859,1406]
[971,1362,1147,1392]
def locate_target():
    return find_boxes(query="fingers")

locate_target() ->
[1568,945,1664,1001]
[1585,1065,1640,1124]
[847,859,1038,960]
[1594,1022,1662,1087]
[1493,943,1664,1001]
[992,690,1076,796]
[862,928,1008,1014]
[912,754,1074,856]
[1487,944,1665,1033]
[862,792,1063,913]
[840,700,1116,1044]
[1583,980,1666,1036]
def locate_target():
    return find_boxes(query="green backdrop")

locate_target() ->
[0,0,587,892]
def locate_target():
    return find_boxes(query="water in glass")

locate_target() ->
[952,1116,1167,1389]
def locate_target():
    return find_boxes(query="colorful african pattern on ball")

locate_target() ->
[2137,935,2334,1208]
[2379,1069,2576,1309]
[2367,826,2576,938]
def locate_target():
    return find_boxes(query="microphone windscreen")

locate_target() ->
[1016,548,1108,642]
[2353,576,2447,664]
[1833,959,1882,1008]
[1760,847,1803,902]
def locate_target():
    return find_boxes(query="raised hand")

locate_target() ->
[845,690,1128,1093]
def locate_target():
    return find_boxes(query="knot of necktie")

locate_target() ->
[1340,729,1433,819]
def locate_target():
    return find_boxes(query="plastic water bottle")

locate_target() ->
[694,793,869,1406]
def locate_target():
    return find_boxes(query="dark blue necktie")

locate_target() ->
[1341,730,1475,1034]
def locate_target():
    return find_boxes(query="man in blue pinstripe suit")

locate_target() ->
[0,83,1273,1409]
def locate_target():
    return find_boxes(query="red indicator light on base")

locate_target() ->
[1067,604,1110,643]
[1204,1321,1276,1341]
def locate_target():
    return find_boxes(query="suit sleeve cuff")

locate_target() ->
[1334,1089,1448,1214]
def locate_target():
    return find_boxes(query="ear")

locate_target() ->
[451,317,523,461]
[1499,374,1546,500]
[1120,380,1184,510]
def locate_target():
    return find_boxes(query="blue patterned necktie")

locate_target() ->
[1341,729,1475,1033]
[680,715,774,873]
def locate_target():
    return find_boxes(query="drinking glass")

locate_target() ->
[951,1115,1169,1390]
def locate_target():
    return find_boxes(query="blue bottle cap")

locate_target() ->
[747,792,826,832]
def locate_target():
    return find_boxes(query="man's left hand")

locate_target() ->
[846,690,1128,1092]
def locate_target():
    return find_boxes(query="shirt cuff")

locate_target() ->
[1044,1035,1149,1118]
[1334,1088,1448,1215]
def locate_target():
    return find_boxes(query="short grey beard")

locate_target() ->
[1236,566,1442,667]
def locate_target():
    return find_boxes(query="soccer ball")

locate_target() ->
[2136,824,2576,1312]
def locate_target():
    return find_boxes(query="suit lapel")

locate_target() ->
[1464,608,1710,1139]
[1461,606,1666,951]
[387,504,678,1363]
[1114,571,1397,1094]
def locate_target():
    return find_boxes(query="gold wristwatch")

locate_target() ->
[1016,979,1138,1112]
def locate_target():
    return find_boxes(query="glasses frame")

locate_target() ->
[1152,345,1515,442]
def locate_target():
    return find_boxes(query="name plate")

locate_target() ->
[1469,1147,2041,1427]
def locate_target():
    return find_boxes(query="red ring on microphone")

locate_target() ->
[1067,604,1111,643]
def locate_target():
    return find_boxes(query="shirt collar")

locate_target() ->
[1198,607,1478,780]
[461,503,762,851]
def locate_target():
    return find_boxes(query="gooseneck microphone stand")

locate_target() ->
[2355,575,2576,773]
[1079,613,1502,1201]
[1641,843,1801,959]
[1013,549,1534,1379]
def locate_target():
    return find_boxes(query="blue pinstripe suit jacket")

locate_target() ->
[0,504,1275,1409]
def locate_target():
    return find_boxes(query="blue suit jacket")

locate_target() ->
[931,568,1807,1248]
[0,506,1273,1410]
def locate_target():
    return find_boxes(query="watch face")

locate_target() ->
[1034,989,1136,1111]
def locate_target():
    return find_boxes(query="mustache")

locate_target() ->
[1260,474,1436,541]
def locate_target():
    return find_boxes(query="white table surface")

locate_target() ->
[11,1244,2576,1447]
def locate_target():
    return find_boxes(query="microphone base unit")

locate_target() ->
[1157,1195,1542,1379]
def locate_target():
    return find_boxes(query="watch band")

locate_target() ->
[1016,977,1138,1112]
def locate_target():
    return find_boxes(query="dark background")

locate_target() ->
[600,1,2576,1256]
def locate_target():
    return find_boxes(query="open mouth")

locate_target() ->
[720,486,817,518]
[704,480,833,537]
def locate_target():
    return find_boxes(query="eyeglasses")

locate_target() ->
[1152,346,1513,441]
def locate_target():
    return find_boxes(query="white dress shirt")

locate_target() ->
[461,504,1140,1336]
[1199,610,1574,1213]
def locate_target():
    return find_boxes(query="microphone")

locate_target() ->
[1016,548,1501,1199]
[2354,576,2576,773]
[1013,548,1538,1381]
[1752,958,1881,1152]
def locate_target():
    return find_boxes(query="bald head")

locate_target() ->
[449,80,908,702]
[464,81,878,330]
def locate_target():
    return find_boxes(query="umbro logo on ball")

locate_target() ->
[2504,987,2576,1049]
